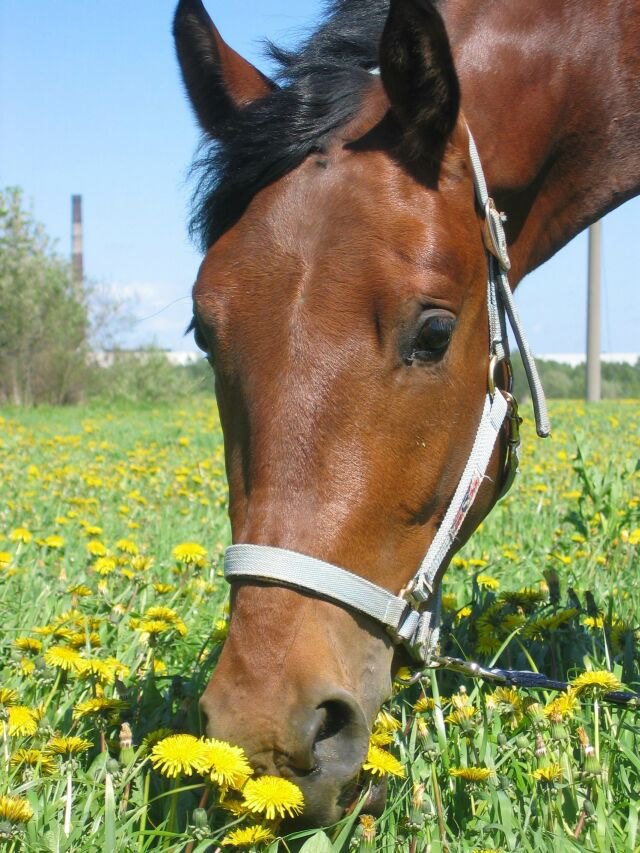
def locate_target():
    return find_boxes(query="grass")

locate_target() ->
[0,399,638,852]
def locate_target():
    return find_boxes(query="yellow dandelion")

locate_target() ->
[221,825,275,847]
[544,691,578,723]
[116,538,138,555]
[486,687,524,730]
[0,794,33,824]
[72,697,128,723]
[131,555,154,571]
[86,540,107,557]
[571,670,621,696]
[67,631,101,649]
[196,738,253,789]
[0,551,12,568]
[44,535,65,549]
[93,557,117,576]
[449,766,493,783]
[172,542,207,567]
[11,749,56,775]
[445,705,477,727]
[13,637,42,654]
[150,733,205,778]
[67,583,92,597]
[47,735,93,756]
[476,574,500,591]
[531,764,563,783]
[242,776,305,820]
[9,528,32,544]
[369,729,394,747]
[362,744,406,778]
[455,605,473,624]
[8,706,39,737]
[152,582,175,594]
[442,592,458,612]
[134,619,173,637]
[74,658,118,684]
[0,687,19,706]
[414,696,436,713]
[44,645,82,672]
[582,615,605,630]
[373,710,402,733]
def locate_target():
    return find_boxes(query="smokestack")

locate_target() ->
[71,194,84,300]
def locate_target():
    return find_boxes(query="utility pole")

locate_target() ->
[71,194,84,301]
[586,220,601,402]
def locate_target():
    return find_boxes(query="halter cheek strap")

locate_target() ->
[223,128,550,665]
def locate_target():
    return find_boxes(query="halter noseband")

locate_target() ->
[223,128,550,666]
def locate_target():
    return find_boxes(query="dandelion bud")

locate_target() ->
[534,732,547,759]
[106,758,120,774]
[354,815,377,851]
[583,798,595,817]
[497,732,508,747]
[119,722,135,767]
[192,808,208,830]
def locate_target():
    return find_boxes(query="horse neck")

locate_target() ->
[444,0,640,284]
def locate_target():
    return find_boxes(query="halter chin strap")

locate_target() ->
[223,127,550,665]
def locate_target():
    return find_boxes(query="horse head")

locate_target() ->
[175,0,519,826]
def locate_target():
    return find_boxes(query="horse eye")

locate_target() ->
[409,311,456,362]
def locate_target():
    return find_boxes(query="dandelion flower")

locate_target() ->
[46,735,93,756]
[11,749,56,775]
[0,795,33,824]
[571,670,621,697]
[476,574,500,591]
[72,697,128,723]
[150,734,204,778]
[413,696,436,713]
[44,646,82,672]
[0,688,18,706]
[9,528,32,544]
[116,538,138,555]
[86,539,107,557]
[449,766,493,783]
[221,825,275,847]
[172,542,207,567]
[196,738,253,789]
[373,710,402,733]
[13,637,42,654]
[544,692,578,722]
[531,764,563,783]
[44,535,65,549]
[93,557,117,576]
[242,776,304,820]
[362,744,405,778]
[8,706,39,737]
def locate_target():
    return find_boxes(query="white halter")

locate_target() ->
[223,128,550,665]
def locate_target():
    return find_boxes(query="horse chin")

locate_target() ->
[283,773,388,833]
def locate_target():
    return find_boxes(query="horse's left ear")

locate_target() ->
[173,0,276,139]
[379,0,460,159]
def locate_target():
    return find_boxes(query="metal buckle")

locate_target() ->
[498,390,523,499]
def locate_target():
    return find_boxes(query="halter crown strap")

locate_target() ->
[222,127,550,665]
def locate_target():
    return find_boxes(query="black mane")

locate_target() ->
[189,0,391,250]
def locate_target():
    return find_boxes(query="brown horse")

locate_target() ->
[173,0,640,826]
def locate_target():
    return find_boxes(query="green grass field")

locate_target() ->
[0,400,639,852]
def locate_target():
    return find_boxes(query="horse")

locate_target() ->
[173,0,640,827]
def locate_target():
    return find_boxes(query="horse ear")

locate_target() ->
[173,0,276,139]
[379,0,460,159]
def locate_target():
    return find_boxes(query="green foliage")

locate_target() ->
[512,353,640,400]
[0,187,89,405]
[0,400,638,850]
[87,349,212,405]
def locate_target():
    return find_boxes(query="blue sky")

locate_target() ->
[1,0,638,354]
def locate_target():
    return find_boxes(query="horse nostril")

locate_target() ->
[309,692,369,775]
[315,699,356,744]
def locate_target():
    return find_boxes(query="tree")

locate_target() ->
[0,187,88,404]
